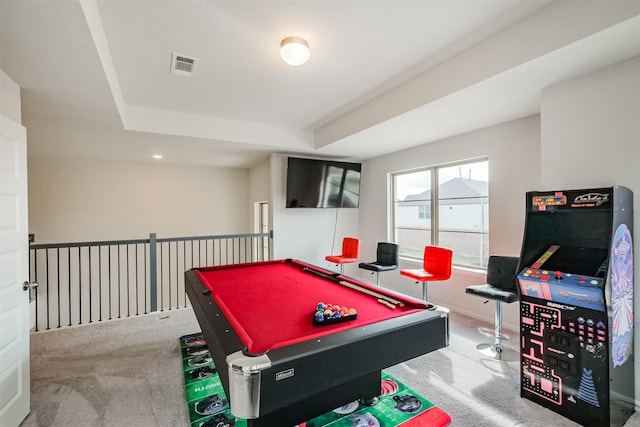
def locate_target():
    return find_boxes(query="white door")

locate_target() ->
[0,115,30,426]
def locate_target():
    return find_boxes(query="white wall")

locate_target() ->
[269,153,360,272]
[540,57,640,191]
[540,56,640,407]
[356,116,541,331]
[28,156,250,243]
[0,69,21,123]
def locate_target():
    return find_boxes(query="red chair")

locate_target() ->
[325,237,360,274]
[400,245,453,301]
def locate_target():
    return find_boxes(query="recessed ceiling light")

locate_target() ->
[152,154,163,159]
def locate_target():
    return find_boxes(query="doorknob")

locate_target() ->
[23,281,39,291]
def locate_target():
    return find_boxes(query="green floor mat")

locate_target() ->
[180,332,450,427]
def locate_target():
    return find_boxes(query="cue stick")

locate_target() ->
[338,280,405,307]
[377,298,397,309]
[302,267,404,308]
[303,267,338,282]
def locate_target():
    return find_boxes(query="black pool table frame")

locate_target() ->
[185,264,449,427]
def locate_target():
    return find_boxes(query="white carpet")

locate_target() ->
[21,307,639,427]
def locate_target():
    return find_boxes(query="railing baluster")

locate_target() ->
[56,248,61,328]
[117,245,121,319]
[142,244,148,314]
[67,248,71,327]
[45,249,50,330]
[99,246,103,322]
[78,247,82,325]
[126,244,130,317]
[31,248,36,330]
[159,242,163,312]
[108,246,112,320]
[149,233,157,313]
[136,245,140,316]
[88,246,92,323]
[168,241,173,310]
[176,241,180,310]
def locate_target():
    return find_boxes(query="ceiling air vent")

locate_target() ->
[170,53,199,76]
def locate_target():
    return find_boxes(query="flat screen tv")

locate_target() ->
[286,157,361,208]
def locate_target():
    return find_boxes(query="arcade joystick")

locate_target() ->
[554,271,563,280]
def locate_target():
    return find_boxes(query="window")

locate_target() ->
[418,205,429,220]
[391,159,488,268]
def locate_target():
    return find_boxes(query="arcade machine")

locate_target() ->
[517,187,634,426]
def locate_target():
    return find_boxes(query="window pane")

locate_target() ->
[396,228,431,258]
[439,197,488,231]
[394,170,430,202]
[438,230,488,268]
[438,161,488,197]
[395,200,431,228]
[394,170,432,259]
[438,160,489,267]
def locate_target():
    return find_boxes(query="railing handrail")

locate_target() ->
[30,238,150,249]
[29,231,273,250]
[156,231,272,244]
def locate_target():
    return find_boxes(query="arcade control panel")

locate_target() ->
[519,267,605,312]
[518,245,607,312]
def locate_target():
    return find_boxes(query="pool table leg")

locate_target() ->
[360,395,380,406]
[246,371,382,426]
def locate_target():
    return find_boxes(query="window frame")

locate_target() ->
[390,157,489,269]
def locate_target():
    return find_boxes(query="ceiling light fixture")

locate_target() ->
[152,154,163,159]
[280,37,310,66]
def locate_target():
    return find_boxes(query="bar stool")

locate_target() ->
[465,255,519,360]
[400,245,452,301]
[358,242,399,286]
[325,237,360,274]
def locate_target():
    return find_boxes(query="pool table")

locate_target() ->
[185,259,449,426]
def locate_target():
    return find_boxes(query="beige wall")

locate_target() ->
[356,115,541,331]
[28,156,250,243]
[248,157,270,232]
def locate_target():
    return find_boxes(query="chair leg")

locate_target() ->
[493,300,505,353]
[375,272,380,286]
[422,282,427,301]
[477,301,515,360]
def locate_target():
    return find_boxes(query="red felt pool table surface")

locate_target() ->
[195,259,427,354]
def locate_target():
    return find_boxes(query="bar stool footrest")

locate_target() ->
[478,326,510,341]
